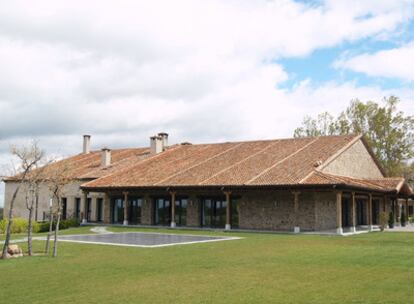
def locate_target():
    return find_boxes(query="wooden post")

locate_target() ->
[368,194,373,231]
[336,191,343,235]
[170,191,176,228]
[82,191,88,224]
[123,192,129,226]
[351,192,356,233]
[224,191,231,230]
[292,191,300,233]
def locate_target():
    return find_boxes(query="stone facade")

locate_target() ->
[322,139,384,179]
[3,180,104,222]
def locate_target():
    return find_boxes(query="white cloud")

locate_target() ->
[0,0,414,207]
[334,43,414,82]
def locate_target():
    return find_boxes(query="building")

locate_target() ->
[3,133,413,234]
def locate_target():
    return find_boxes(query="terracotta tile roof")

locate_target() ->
[8,133,408,195]
[10,147,150,181]
[83,134,365,188]
[303,171,409,194]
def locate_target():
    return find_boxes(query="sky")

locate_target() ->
[1,0,414,207]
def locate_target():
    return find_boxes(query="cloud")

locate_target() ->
[0,0,414,207]
[334,43,414,82]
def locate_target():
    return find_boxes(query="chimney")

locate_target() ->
[158,132,168,150]
[101,148,111,167]
[150,135,163,155]
[83,135,91,154]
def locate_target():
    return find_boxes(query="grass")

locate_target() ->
[0,227,414,304]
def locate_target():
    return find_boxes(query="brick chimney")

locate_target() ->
[83,135,91,154]
[101,148,111,167]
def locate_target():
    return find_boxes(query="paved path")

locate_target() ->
[386,224,414,232]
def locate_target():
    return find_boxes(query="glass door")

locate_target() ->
[154,198,171,226]
[129,197,143,224]
[202,198,227,228]
[175,198,188,226]
[111,198,124,224]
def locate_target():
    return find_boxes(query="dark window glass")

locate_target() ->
[154,198,171,226]
[61,198,67,220]
[96,198,103,222]
[356,198,366,225]
[75,198,81,219]
[175,198,187,226]
[111,198,124,224]
[129,197,142,224]
[87,198,92,221]
[202,198,227,228]
[231,198,239,228]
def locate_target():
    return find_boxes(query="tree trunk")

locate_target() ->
[45,208,54,255]
[27,207,33,256]
[35,194,39,222]
[53,211,61,257]
[1,185,21,259]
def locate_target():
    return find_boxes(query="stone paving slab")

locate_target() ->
[57,232,241,248]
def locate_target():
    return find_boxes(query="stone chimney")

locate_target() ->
[101,148,111,167]
[83,135,91,154]
[150,135,163,155]
[158,132,168,150]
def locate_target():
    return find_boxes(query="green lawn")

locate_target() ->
[0,227,413,304]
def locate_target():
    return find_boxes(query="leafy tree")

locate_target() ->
[294,96,414,176]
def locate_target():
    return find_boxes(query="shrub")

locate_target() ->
[388,212,395,229]
[36,217,80,233]
[401,211,407,227]
[0,218,28,234]
[379,212,389,231]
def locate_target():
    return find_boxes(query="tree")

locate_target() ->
[294,96,414,176]
[46,161,70,257]
[24,161,48,256]
[1,142,44,259]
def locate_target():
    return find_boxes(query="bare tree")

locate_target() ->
[25,162,48,256]
[47,162,70,257]
[1,142,44,259]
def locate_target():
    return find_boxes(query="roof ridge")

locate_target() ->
[245,137,320,185]
[154,142,245,185]
[199,140,282,185]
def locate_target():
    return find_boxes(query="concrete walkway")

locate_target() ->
[386,224,414,232]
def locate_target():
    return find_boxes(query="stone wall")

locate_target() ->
[3,180,105,222]
[186,194,200,227]
[314,192,337,231]
[322,139,384,179]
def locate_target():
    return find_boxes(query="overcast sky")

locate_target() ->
[1,0,414,207]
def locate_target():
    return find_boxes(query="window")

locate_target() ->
[154,198,171,226]
[129,197,143,224]
[61,198,67,220]
[96,198,103,222]
[75,198,81,219]
[175,198,188,226]
[201,198,227,228]
[111,198,124,224]
[87,198,92,221]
